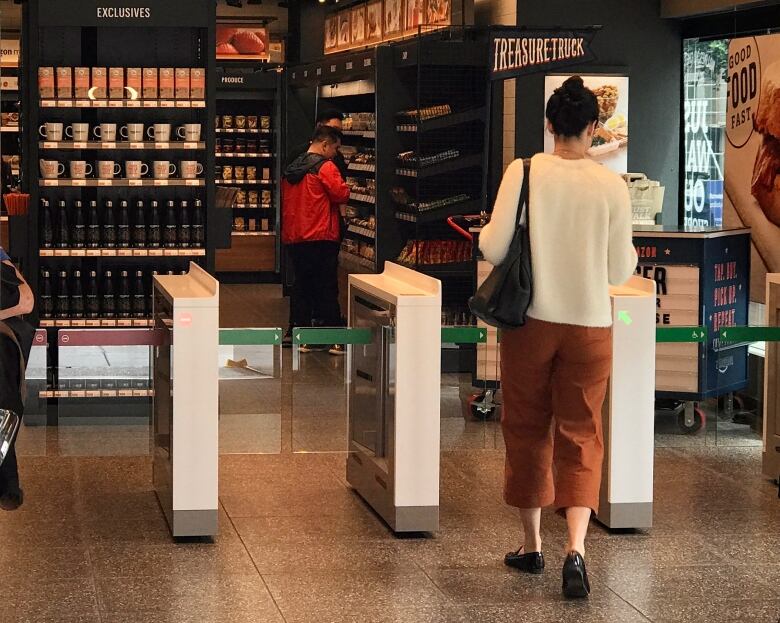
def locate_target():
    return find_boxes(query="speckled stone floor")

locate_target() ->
[1,285,779,622]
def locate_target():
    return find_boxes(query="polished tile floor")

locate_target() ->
[1,285,779,622]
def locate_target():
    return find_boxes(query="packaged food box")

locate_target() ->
[39,67,55,99]
[175,68,190,99]
[74,67,90,98]
[92,67,107,99]
[248,218,257,232]
[261,218,269,231]
[56,67,73,99]
[143,68,158,99]
[159,68,175,99]
[126,68,142,98]
[190,67,205,99]
[109,67,124,99]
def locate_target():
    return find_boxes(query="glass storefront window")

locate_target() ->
[683,38,729,227]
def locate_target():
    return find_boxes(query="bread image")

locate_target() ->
[232,31,266,55]
[217,42,239,55]
[752,61,780,227]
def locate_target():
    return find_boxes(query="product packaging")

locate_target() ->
[159,68,175,99]
[74,67,90,99]
[248,218,257,232]
[262,167,271,180]
[92,68,107,99]
[56,67,73,99]
[126,68,142,98]
[39,67,55,99]
[261,218,269,231]
[175,68,190,99]
[109,67,125,99]
[190,68,205,99]
[143,68,158,99]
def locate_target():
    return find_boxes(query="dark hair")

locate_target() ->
[316,109,344,125]
[311,125,343,144]
[545,76,599,138]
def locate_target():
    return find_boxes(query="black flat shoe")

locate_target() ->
[562,551,590,599]
[504,548,545,574]
[0,488,23,511]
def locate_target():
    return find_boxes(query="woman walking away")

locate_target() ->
[479,76,637,599]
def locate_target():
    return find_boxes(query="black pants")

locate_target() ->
[0,337,23,498]
[287,241,342,329]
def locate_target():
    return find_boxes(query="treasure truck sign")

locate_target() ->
[490,28,599,80]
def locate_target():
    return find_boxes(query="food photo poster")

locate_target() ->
[216,24,269,59]
[543,74,629,174]
[725,33,780,302]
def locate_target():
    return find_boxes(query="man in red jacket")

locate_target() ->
[282,125,350,354]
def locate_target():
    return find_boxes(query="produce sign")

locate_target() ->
[490,29,598,80]
[217,24,269,61]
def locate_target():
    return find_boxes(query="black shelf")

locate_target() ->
[396,153,484,179]
[397,107,487,133]
[395,198,482,223]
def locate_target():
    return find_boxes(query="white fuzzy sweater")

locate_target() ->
[479,154,638,328]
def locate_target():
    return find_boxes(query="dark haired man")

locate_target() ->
[282,126,350,355]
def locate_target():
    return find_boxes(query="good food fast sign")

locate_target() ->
[490,28,598,80]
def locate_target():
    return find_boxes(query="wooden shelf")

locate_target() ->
[39,178,205,187]
[40,141,205,150]
[396,107,487,133]
[40,318,154,328]
[39,248,205,257]
[40,99,206,109]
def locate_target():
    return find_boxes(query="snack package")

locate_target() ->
[190,68,205,99]
[109,67,124,99]
[92,67,107,99]
[159,68,175,99]
[74,67,90,99]
[39,67,55,99]
[126,68,142,98]
[175,68,190,99]
[56,67,73,99]
[143,68,158,99]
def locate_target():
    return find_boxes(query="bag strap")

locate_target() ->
[0,320,27,399]
[517,158,531,228]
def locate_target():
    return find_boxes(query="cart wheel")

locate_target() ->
[677,407,706,434]
[469,393,496,421]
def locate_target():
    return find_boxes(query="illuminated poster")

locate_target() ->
[544,74,629,174]
[216,24,269,60]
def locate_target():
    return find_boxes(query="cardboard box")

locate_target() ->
[56,67,73,99]
[159,68,174,99]
[109,67,124,99]
[126,68,142,98]
[39,67,55,99]
[92,67,107,99]
[175,68,190,99]
[190,67,205,99]
[261,218,269,231]
[143,68,158,99]
[74,67,90,99]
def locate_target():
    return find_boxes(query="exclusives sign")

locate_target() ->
[490,29,598,80]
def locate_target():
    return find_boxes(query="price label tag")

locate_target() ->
[132,249,146,256]
[364,58,372,67]
[101,390,117,398]
[59,100,74,108]
[143,100,158,108]
[317,68,322,76]
[118,249,133,257]
[103,142,116,149]
[98,179,112,186]
[85,319,101,327]
[41,179,56,187]
[157,142,170,149]
[86,390,102,398]
[346,62,353,70]
[55,390,68,398]
[330,65,336,73]
[43,142,56,149]
[101,319,116,327]
[56,250,71,257]
[72,179,87,186]
[86,249,101,257]
[185,179,200,186]
[93,100,108,108]
[149,249,164,256]
[71,390,87,398]
[183,142,197,149]
[153,179,166,187]
[72,320,86,327]
[117,319,132,327]
[41,100,56,108]
[118,389,134,397]
[128,179,143,187]
[71,249,86,257]
[76,100,91,107]
[108,100,123,108]
[160,100,175,108]
[54,320,68,328]
[175,100,190,108]
[73,142,88,149]
[126,100,141,108]
[129,142,143,149]
[192,101,205,108]
[132,389,149,397]
[101,249,117,256]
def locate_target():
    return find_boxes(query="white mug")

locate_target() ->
[39,122,64,141]
[177,124,202,142]
[179,161,204,179]
[94,123,118,142]
[97,160,122,179]
[153,161,177,179]
[40,159,65,179]
[148,124,172,143]
[69,160,94,179]
[65,123,90,142]
[125,161,149,179]
[121,124,145,142]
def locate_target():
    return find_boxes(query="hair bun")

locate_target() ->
[563,75,586,93]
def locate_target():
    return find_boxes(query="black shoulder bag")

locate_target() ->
[468,158,532,330]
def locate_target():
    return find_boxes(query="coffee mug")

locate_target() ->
[40,159,65,179]
[148,124,172,143]
[39,122,64,141]
[97,161,122,179]
[125,161,149,179]
[153,161,177,179]
[93,123,118,142]
[180,161,204,179]
[177,124,202,142]
[121,124,145,142]
[69,160,94,179]
[65,123,90,142]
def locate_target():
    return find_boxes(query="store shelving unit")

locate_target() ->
[1,34,22,251]
[213,66,281,279]
[19,0,219,409]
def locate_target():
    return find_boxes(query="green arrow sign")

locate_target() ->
[293,327,373,346]
[441,326,487,344]
[617,311,633,326]
[219,328,282,346]
[656,326,707,343]
[719,326,780,343]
